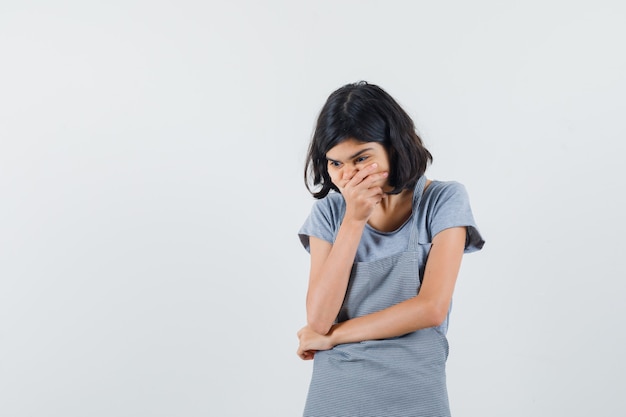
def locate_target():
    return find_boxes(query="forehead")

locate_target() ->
[326,139,385,159]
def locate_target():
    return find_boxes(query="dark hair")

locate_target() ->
[304,81,433,199]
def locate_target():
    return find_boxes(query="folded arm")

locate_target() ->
[298,226,466,359]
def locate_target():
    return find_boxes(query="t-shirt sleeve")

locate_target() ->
[426,182,485,253]
[298,196,342,253]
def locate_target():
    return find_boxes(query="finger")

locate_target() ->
[297,348,315,360]
[361,184,385,200]
[344,171,388,192]
[360,171,389,188]
[347,163,379,186]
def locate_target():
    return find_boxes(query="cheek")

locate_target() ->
[328,171,341,185]
[376,157,390,170]
[378,161,390,175]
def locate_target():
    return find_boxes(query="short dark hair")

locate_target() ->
[304,81,433,199]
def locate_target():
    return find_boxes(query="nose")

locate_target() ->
[342,166,358,181]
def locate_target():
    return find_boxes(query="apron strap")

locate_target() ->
[408,175,428,251]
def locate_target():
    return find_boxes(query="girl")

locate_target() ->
[297,81,484,416]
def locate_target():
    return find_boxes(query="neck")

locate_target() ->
[379,188,412,212]
[367,188,414,232]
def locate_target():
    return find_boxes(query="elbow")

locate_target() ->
[430,311,448,328]
[423,303,449,328]
[306,298,335,335]
[306,315,333,336]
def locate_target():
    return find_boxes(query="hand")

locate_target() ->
[339,163,388,222]
[296,325,335,360]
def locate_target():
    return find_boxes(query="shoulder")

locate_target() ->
[419,179,472,224]
[426,179,467,196]
[309,192,345,224]
[298,192,346,250]
[312,191,345,210]
[423,180,470,207]
[417,179,485,252]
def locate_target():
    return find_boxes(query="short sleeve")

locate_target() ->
[423,181,485,253]
[298,194,344,253]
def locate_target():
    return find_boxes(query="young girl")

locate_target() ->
[296,82,484,416]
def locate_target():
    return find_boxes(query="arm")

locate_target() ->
[297,226,466,359]
[305,164,388,335]
[305,226,363,335]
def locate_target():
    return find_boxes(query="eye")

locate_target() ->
[355,156,369,163]
[328,160,342,168]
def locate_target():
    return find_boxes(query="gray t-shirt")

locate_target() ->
[299,179,484,262]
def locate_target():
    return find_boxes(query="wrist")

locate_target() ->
[340,216,367,231]
[327,323,342,346]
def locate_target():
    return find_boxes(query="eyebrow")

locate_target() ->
[326,148,374,163]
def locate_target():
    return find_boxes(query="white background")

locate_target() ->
[1,1,625,416]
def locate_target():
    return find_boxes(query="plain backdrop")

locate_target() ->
[1,1,625,416]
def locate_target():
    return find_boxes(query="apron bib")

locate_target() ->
[304,176,451,417]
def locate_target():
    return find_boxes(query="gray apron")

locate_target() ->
[304,176,451,417]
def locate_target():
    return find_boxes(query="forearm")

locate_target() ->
[306,219,366,334]
[329,296,447,345]
[298,296,448,360]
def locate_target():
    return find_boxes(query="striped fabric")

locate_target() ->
[303,176,452,417]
